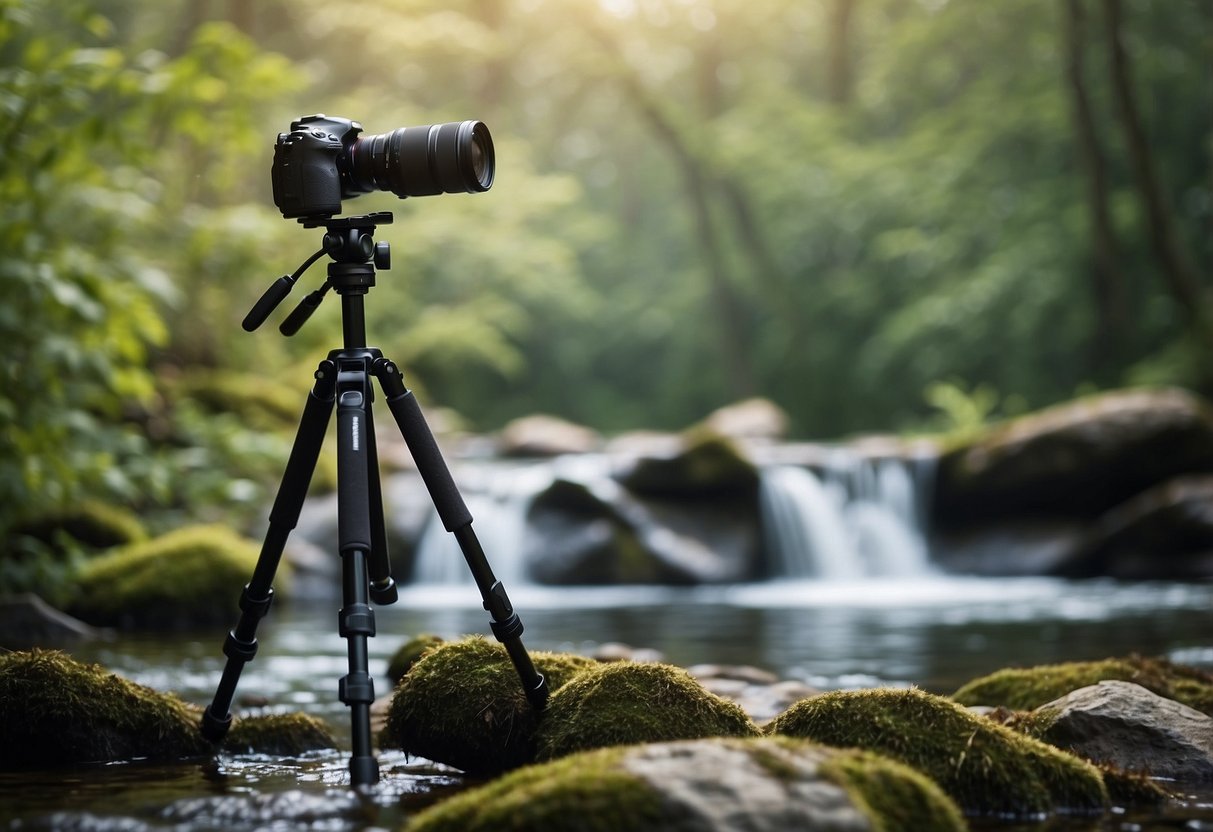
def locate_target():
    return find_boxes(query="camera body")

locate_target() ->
[272,115,363,220]
[271,113,496,221]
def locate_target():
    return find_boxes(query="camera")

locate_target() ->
[271,114,495,220]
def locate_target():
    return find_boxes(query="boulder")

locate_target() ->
[222,712,336,756]
[405,737,966,832]
[8,500,147,551]
[523,476,763,585]
[0,593,102,650]
[67,524,270,629]
[380,636,596,775]
[933,388,1213,529]
[1056,475,1213,579]
[703,398,790,442]
[951,655,1213,717]
[498,414,601,457]
[616,427,760,497]
[767,687,1107,817]
[384,633,445,686]
[0,649,211,767]
[534,661,761,761]
[1017,681,1213,783]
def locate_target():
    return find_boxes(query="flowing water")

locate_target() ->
[4,451,1213,830]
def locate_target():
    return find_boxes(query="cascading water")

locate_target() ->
[406,447,937,586]
[758,450,935,580]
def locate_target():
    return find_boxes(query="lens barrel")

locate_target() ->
[347,120,494,199]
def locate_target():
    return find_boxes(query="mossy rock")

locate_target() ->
[385,633,445,686]
[381,636,596,775]
[767,687,1107,817]
[535,661,761,761]
[223,712,336,756]
[68,524,271,629]
[0,650,211,768]
[171,369,302,431]
[952,655,1213,717]
[405,737,965,832]
[9,500,148,551]
[616,427,760,497]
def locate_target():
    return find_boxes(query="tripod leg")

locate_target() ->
[362,404,398,605]
[373,358,549,710]
[201,360,337,742]
[335,361,380,785]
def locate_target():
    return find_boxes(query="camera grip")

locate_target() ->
[242,276,294,331]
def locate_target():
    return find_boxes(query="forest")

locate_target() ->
[1,0,1210,540]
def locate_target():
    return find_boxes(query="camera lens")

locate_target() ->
[347,120,495,199]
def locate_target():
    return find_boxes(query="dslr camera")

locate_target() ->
[271,114,495,220]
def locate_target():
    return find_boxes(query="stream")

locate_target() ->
[3,576,1212,830]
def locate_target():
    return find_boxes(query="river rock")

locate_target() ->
[498,414,602,457]
[615,427,760,497]
[933,387,1213,528]
[405,737,966,832]
[1026,680,1213,782]
[703,398,790,442]
[523,476,763,584]
[1055,475,1213,579]
[0,593,103,650]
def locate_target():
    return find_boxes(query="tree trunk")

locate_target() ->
[827,0,857,106]
[1060,0,1130,374]
[1101,0,1213,373]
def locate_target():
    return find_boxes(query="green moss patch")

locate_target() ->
[68,524,269,629]
[535,660,761,761]
[385,633,445,686]
[223,712,336,756]
[767,687,1107,817]
[820,747,967,832]
[10,500,148,551]
[380,636,595,775]
[952,655,1213,716]
[0,650,211,768]
[406,737,965,832]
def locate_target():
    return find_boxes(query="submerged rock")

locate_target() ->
[405,737,966,832]
[380,636,595,775]
[1014,680,1213,783]
[68,524,270,629]
[222,712,337,756]
[952,655,1213,717]
[767,687,1107,817]
[0,649,211,768]
[535,661,761,761]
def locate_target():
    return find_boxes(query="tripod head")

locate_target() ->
[242,212,394,335]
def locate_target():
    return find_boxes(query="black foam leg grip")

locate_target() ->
[386,391,472,531]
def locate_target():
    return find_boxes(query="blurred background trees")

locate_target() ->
[1,0,1209,535]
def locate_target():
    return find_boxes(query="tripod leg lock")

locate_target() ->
[200,707,233,743]
[222,630,259,663]
[339,603,376,638]
[339,671,376,706]
[490,614,525,642]
[238,585,274,618]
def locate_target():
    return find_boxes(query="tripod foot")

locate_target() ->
[200,707,232,743]
[349,755,379,787]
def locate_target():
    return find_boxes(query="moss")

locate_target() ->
[535,661,761,761]
[820,748,967,832]
[385,634,445,686]
[10,500,148,551]
[404,745,670,832]
[172,370,302,431]
[0,650,211,768]
[380,636,595,775]
[406,737,966,832]
[617,427,759,496]
[767,687,1107,817]
[223,712,336,756]
[68,524,271,629]
[952,655,1213,716]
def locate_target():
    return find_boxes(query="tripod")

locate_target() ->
[199,212,548,786]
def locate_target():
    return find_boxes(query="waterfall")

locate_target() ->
[759,451,934,580]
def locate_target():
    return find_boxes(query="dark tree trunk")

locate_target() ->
[827,0,856,106]
[1101,0,1213,376]
[1061,0,1130,374]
